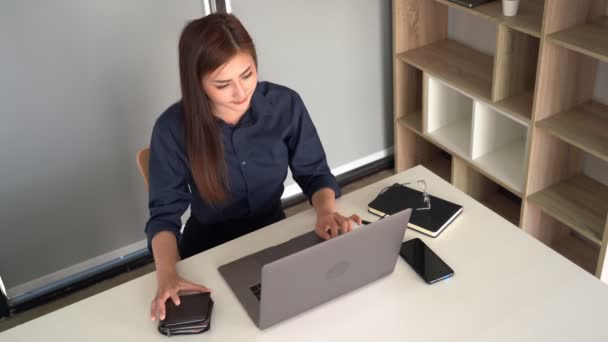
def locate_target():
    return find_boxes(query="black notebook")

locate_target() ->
[368,183,463,237]
[447,0,494,8]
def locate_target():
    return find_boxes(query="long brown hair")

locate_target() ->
[178,14,257,204]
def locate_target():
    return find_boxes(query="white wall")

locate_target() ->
[231,0,394,176]
[0,0,203,291]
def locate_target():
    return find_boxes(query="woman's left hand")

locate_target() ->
[315,211,362,240]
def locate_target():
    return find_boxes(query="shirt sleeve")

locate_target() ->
[286,92,341,202]
[144,118,192,252]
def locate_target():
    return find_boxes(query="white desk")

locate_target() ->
[2,166,608,341]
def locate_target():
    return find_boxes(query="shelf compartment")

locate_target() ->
[422,152,452,183]
[471,101,528,195]
[548,16,608,63]
[528,175,608,246]
[433,0,544,37]
[452,155,521,225]
[482,190,522,226]
[394,62,424,172]
[427,121,472,161]
[433,0,500,22]
[493,91,534,124]
[549,227,600,275]
[425,76,473,158]
[397,112,423,136]
[536,100,608,162]
[476,0,545,38]
[397,39,494,101]
[492,26,539,121]
[474,141,527,196]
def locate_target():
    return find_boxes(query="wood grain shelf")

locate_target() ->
[528,175,608,246]
[548,16,608,63]
[422,156,452,183]
[482,191,521,226]
[397,39,494,101]
[536,100,608,162]
[477,0,545,38]
[493,90,534,124]
[433,0,544,38]
[433,0,499,21]
[397,113,423,136]
[474,141,526,196]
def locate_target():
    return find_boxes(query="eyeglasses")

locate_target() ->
[378,180,431,211]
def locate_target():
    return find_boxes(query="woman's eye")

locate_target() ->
[216,84,229,89]
[243,72,253,79]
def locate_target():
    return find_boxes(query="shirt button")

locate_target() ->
[241,161,247,166]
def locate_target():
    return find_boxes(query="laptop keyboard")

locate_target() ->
[250,283,262,300]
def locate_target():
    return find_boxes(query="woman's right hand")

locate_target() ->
[150,270,212,321]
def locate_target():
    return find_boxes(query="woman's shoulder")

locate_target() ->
[153,101,185,137]
[255,81,306,115]
[256,81,302,103]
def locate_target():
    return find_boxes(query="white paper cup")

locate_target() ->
[502,0,520,16]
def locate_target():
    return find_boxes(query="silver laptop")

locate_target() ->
[218,209,412,329]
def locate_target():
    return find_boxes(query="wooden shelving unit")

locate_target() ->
[427,121,472,159]
[548,16,608,63]
[397,113,422,136]
[492,25,539,121]
[422,154,452,183]
[393,0,608,282]
[397,40,494,101]
[528,175,608,245]
[425,75,474,158]
[523,0,608,280]
[482,191,522,226]
[473,141,526,195]
[493,91,534,124]
[471,100,528,195]
[452,155,522,225]
[433,0,545,37]
[551,230,600,274]
[536,101,608,162]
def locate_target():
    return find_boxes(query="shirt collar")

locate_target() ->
[250,82,272,119]
[216,111,252,130]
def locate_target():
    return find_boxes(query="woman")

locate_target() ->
[146,13,361,321]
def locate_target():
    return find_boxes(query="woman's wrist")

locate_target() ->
[156,263,177,276]
[151,231,180,278]
[316,208,336,216]
[311,188,337,215]
[156,268,178,285]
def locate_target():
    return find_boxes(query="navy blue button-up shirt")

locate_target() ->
[145,81,341,247]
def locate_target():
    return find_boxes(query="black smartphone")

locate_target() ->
[400,238,454,284]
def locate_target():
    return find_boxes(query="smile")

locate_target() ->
[232,97,248,105]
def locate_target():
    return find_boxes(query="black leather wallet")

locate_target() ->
[158,292,214,336]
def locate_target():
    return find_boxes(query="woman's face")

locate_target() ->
[202,52,258,120]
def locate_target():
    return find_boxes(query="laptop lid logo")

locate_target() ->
[326,261,350,280]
